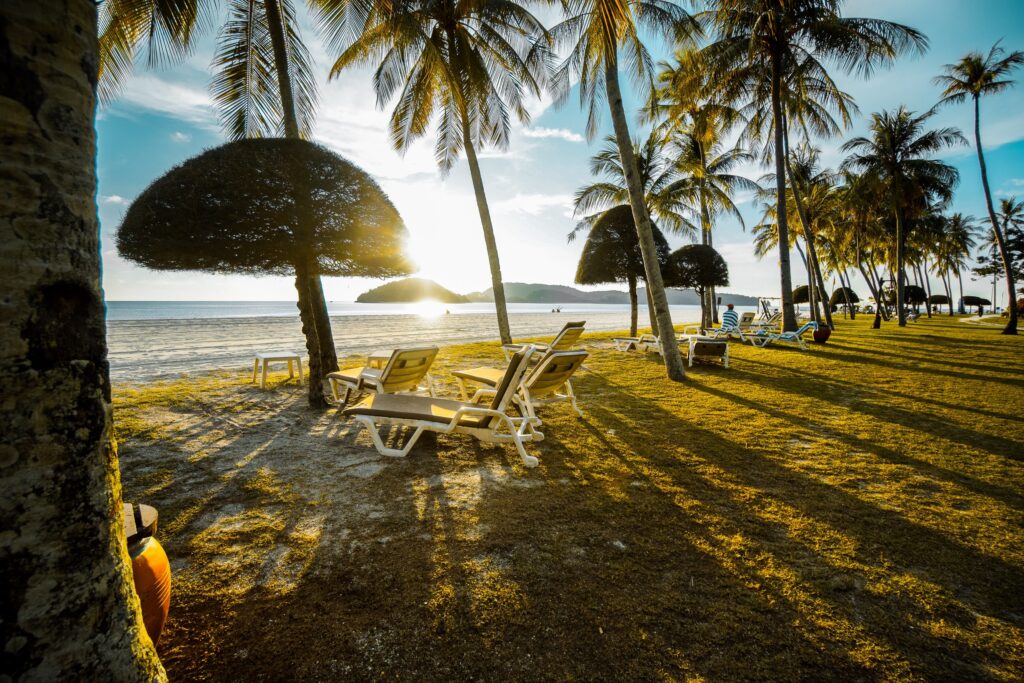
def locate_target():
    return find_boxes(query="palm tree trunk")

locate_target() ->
[895,209,907,326]
[700,196,719,325]
[627,274,638,337]
[294,260,327,408]
[841,270,854,320]
[944,269,954,316]
[973,96,1018,334]
[794,239,814,322]
[920,262,933,317]
[957,268,966,313]
[644,283,660,337]
[459,112,513,345]
[1,2,166,678]
[264,0,338,395]
[605,56,684,380]
[770,51,797,332]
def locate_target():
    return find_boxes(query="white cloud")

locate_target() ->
[492,193,574,216]
[521,126,584,143]
[101,195,128,205]
[170,131,192,143]
[112,73,218,130]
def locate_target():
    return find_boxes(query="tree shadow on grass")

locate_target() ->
[566,372,1024,679]
[819,341,1024,388]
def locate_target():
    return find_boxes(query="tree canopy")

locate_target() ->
[118,139,412,277]
[575,205,671,286]
[666,244,729,293]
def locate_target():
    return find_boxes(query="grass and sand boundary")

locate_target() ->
[114,316,1024,680]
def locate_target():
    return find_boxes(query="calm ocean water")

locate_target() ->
[105,301,757,382]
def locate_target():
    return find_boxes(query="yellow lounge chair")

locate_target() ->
[452,349,588,420]
[343,347,543,467]
[327,346,438,406]
[502,321,585,361]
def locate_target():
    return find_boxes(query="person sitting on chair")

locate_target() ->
[722,303,740,330]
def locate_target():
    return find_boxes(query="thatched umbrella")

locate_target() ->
[830,287,860,319]
[792,285,810,304]
[574,205,671,336]
[118,138,412,406]
[665,244,729,329]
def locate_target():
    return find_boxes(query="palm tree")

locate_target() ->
[699,0,926,331]
[3,1,165,677]
[935,42,1024,334]
[571,130,692,335]
[841,107,964,325]
[550,0,698,381]
[935,213,978,315]
[98,0,339,407]
[317,1,550,346]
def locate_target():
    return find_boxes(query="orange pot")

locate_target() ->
[125,503,171,644]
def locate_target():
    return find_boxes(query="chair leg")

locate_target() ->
[499,415,538,468]
[566,381,582,417]
[456,376,470,401]
[328,377,340,402]
[288,358,294,379]
[297,357,304,385]
[252,358,259,384]
[357,417,424,458]
[261,360,268,389]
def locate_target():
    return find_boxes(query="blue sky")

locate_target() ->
[97,0,1024,305]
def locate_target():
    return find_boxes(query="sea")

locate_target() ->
[105,301,758,382]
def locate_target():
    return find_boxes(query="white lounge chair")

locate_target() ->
[327,346,438,406]
[343,347,543,467]
[681,336,730,367]
[502,321,585,361]
[453,349,588,420]
[613,333,660,352]
[748,322,818,350]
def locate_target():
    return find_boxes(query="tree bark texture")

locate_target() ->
[770,51,797,332]
[627,274,638,337]
[605,56,685,380]
[0,2,166,678]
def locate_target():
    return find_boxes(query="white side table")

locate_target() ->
[252,351,304,389]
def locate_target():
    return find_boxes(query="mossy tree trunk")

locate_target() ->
[0,2,166,678]
[605,54,684,380]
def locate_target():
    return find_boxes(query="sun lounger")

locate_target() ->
[343,347,543,467]
[453,350,588,420]
[502,321,585,361]
[613,333,660,352]
[748,321,818,350]
[681,336,730,367]
[327,346,438,406]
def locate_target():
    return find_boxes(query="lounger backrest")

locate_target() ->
[487,346,534,419]
[693,341,726,357]
[380,346,438,392]
[792,321,817,336]
[525,350,588,398]
[739,311,755,324]
[550,321,586,351]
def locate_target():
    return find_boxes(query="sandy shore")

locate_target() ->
[106,308,703,382]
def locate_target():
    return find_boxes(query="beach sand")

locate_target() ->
[107,308,703,382]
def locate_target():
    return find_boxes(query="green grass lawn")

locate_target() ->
[115,315,1024,681]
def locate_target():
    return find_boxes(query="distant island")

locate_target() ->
[356,278,470,304]
[465,282,759,306]
[356,279,758,306]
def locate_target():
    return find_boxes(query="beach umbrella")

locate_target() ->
[829,288,860,307]
[963,295,991,315]
[575,205,671,336]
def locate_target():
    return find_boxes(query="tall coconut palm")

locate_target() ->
[98,0,338,407]
[935,42,1024,334]
[317,1,550,346]
[699,0,926,331]
[841,107,964,325]
[550,0,699,381]
[2,1,165,677]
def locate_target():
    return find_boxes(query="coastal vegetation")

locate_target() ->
[112,317,1024,680]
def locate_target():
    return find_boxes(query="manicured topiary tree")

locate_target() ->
[666,244,730,329]
[904,284,928,313]
[575,205,671,337]
[929,293,950,314]
[118,139,412,407]
[792,285,810,304]
[830,287,860,319]
[963,295,991,316]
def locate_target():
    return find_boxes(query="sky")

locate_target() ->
[96,0,1024,305]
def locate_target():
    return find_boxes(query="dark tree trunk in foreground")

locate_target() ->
[972,96,1018,334]
[627,274,638,337]
[265,0,339,391]
[770,51,797,332]
[294,261,327,408]
[461,112,513,346]
[605,55,684,380]
[0,2,166,678]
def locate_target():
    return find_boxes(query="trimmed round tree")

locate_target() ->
[963,295,991,316]
[666,244,730,329]
[830,287,860,319]
[575,205,671,336]
[118,139,412,407]
[792,285,810,305]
